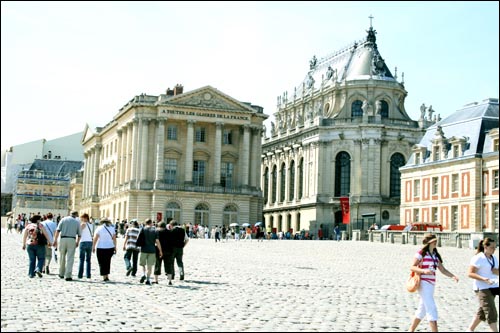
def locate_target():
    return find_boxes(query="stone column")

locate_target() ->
[92,145,102,199]
[185,120,195,184]
[120,126,127,185]
[213,122,223,186]
[83,151,89,198]
[139,118,150,185]
[250,126,261,188]
[240,125,250,187]
[154,119,165,188]
[125,122,133,183]
[129,118,139,183]
[115,129,122,188]
[267,159,273,204]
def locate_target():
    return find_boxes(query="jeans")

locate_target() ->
[124,249,139,276]
[78,241,92,278]
[168,247,184,278]
[27,244,46,277]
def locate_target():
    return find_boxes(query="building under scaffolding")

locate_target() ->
[13,159,83,217]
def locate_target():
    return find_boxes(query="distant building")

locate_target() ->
[13,159,83,217]
[80,85,267,225]
[2,132,84,193]
[400,98,499,232]
[261,25,431,237]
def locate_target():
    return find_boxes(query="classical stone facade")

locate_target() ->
[400,98,499,232]
[80,85,267,226]
[261,26,431,237]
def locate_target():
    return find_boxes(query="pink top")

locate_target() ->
[415,250,440,285]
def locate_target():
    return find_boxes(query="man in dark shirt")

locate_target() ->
[138,219,162,285]
[166,220,189,285]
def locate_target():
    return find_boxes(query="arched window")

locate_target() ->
[194,203,210,226]
[390,153,405,197]
[263,167,269,204]
[166,201,181,222]
[272,165,277,203]
[289,160,295,201]
[351,100,363,117]
[380,100,389,118]
[298,158,304,199]
[280,163,286,202]
[335,152,351,197]
[223,204,238,226]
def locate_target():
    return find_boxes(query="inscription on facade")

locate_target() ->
[164,109,249,120]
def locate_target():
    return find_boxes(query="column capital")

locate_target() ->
[117,128,123,136]
[187,119,196,125]
[215,121,224,128]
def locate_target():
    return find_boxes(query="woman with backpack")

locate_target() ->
[22,215,52,278]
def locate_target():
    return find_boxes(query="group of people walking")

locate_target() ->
[20,211,189,286]
[408,233,499,332]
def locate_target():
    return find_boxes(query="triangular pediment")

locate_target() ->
[81,124,95,144]
[162,86,256,113]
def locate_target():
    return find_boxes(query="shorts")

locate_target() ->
[139,252,156,267]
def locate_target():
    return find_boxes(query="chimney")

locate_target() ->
[174,84,183,96]
[166,88,174,96]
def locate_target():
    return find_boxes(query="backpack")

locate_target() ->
[28,223,47,246]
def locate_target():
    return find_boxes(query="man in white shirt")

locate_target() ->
[41,213,57,275]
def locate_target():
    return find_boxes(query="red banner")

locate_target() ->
[156,212,162,222]
[340,197,350,224]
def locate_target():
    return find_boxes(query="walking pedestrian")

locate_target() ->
[92,218,116,282]
[467,237,499,332]
[78,213,94,279]
[41,212,57,274]
[408,233,459,332]
[53,210,81,281]
[167,220,189,285]
[139,219,162,286]
[153,222,169,284]
[22,215,51,278]
[123,220,140,277]
[334,225,341,241]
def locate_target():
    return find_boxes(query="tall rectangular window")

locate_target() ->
[167,126,177,140]
[432,177,439,195]
[451,205,458,231]
[493,203,499,231]
[415,152,421,165]
[494,139,499,152]
[414,179,420,197]
[164,159,177,184]
[453,145,459,158]
[413,208,420,222]
[223,130,232,144]
[451,174,459,192]
[195,127,206,142]
[493,170,499,190]
[432,207,438,222]
[193,160,206,186]
[221,162,234,188]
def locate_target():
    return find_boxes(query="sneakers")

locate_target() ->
[45,267,50,275]
[145,280,151,285]
[152,281,158,284]
[140,275,146,284]
[35,271,43,278]
[180,275,184,281]
[126,267,133,276]
[65,277,73,281]
[58,275,64,279]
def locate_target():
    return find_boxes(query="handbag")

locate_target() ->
[406,271,421,292]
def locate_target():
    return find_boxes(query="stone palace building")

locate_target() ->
[261,25,435,236]
[80,85,267,226]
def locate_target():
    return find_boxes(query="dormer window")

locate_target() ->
[453,145,460,158]
[433,147,440,161]
[415,152,421,165]
[494,139,499,152]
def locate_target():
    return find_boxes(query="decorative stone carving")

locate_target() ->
[309,55,317,70]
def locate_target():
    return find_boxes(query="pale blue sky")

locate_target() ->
[2,1,498,151]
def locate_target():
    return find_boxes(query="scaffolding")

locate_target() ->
[13,170,71,217]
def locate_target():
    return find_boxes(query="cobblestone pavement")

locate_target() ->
[1,229,497,332]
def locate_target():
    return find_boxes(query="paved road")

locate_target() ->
[1,229,497,332]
